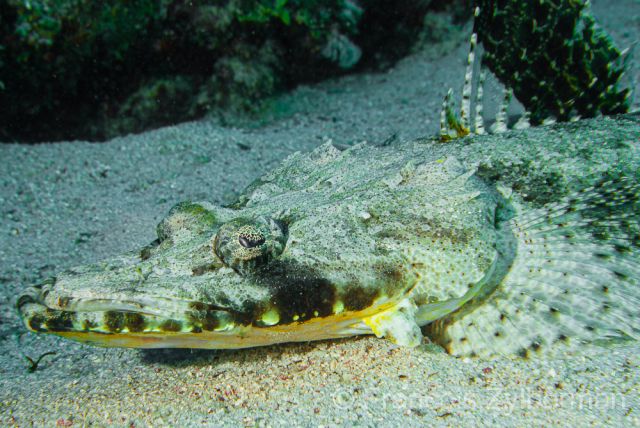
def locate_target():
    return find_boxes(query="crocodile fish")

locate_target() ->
[16,114,640,357]
[15,2,639,357]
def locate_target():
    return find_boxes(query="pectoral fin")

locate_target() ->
[427,177,640,358]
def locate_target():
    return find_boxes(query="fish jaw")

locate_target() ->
[14,235,418,349]
[16,277,406,349]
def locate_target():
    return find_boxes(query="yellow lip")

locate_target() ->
[53,300,401,349]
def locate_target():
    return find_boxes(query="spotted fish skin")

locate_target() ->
[16,114,640,356]
[475,0,631,123]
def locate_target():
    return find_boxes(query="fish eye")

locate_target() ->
[238,227,266,248]
[213,216,287,274]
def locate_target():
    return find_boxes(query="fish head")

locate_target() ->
[17,142,501,348]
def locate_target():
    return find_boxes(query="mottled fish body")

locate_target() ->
[17,115,640,357]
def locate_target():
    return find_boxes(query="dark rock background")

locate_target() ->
[0,0,470,142]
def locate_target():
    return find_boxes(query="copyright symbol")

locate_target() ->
[332,389,355,409]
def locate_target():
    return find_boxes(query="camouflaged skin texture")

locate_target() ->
[475,0,630,123]
[18,134,503,335]
[17,114,640,354]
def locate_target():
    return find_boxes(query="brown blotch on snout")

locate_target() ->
[159,319,182,332]
[104,311,125,333]
[124,313,147,333]
[44,309,75,332]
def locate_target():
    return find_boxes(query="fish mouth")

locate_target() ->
[16,276,374,349]
[15,276,246,348]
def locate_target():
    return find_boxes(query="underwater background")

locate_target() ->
[1,0,640,426]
